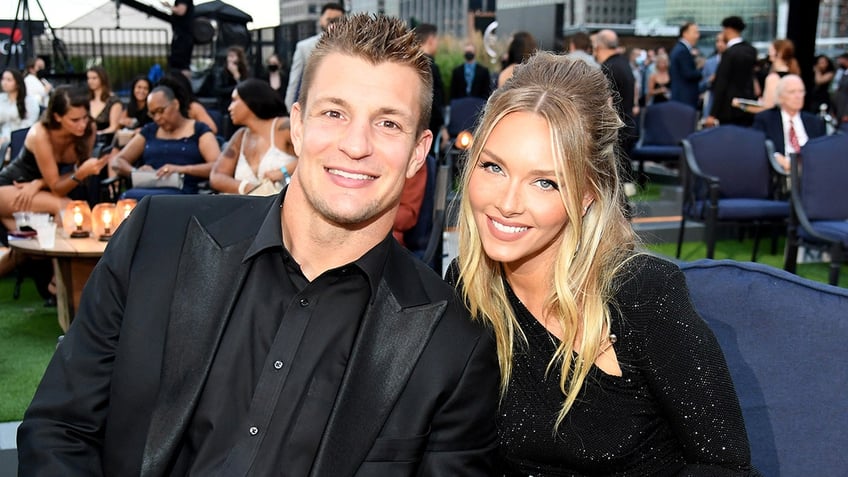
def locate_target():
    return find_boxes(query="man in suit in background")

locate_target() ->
[18,14,499,476]
[594,29,637,183]
[835,53,848,125]
[752,74,826,172]
[414,23,447,154]
[705,16,758,127]
[450,43,491,101]
[284,2,344,112]
[670,21,702,109]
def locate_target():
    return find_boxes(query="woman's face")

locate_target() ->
[227,52,238,64]
[87,71,101,91]
[468,111,575,273]
[228,89,249,125]
[56,106,90,137]
[1,72,16,93]
[768,45,777,62]
[147,91,181,131]
[133,80,150,102]
[816,56,828,70]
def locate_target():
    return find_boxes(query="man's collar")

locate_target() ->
[726,37,743,48]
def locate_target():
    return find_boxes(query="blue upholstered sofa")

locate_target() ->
[680,259,848,476]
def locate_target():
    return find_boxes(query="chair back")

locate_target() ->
[639,101,697,146]
[421,159,452,273]
[684,126,772,199]
[680,259,848,477]
[9,127,29,161]
[797,134,848,221]
[447,97,486,137]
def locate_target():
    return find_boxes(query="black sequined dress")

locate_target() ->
[497,254,759,476]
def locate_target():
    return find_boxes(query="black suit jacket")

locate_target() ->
[450,62,492,100]
[751,107,827,154]
[710,40,758,126]
[18,193,499,476]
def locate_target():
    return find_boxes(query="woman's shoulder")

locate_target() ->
[612,253,685,311]
[193,119,213,135]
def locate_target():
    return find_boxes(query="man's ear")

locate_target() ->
[290,102,303,157]
[407,129,433,179]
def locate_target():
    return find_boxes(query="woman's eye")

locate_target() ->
[535,179,559,191]
[479,161,502,174]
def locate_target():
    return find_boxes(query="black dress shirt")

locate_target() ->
[170,193,391,476]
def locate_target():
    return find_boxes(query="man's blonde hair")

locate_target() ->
[298,13,434,133]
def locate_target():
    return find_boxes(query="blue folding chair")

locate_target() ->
[677,126,789,261]
[630,101,698,183]
[784,134,848,285]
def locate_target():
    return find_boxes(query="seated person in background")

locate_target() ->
[210,79,296,195]
[118,76,153,131]
[392,165,427,247]
[448,52,757,476]
[86,66,122,137]
[110,84,219,199]
[0,67,40,142]
[158,73,219,135]
[752,74,826,172]
[0,85,104,268]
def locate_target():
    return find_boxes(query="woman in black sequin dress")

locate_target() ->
[449,52,760,477]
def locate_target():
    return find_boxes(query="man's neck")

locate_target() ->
[596,49,615,64]
[281,181,394,281]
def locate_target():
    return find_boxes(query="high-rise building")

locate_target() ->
[636,0,777,45]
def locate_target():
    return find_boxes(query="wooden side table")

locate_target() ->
[10,232,107,331]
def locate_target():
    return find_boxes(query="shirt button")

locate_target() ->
[274,360,284,370]
[249,426,259,436]
[299,298,309,307]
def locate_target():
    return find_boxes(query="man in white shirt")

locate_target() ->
[23,57,51,108]
[284,2,344,111]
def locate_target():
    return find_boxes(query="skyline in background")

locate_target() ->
[0,0,280,30]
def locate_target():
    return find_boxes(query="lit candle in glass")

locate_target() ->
[101,208,113,241]
[70,205,89,238]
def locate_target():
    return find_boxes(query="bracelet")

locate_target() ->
[280,165,291,183]
[238,179,251,195]
[70,173,83,184]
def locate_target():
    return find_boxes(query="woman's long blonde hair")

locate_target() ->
[456,51,637,428]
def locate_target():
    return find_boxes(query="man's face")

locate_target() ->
[319,8,344,31]
[290,53,431,228]
[779,77,806,115]
[683,24,700,45]
[715,34,727,54]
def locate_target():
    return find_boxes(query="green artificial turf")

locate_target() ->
[0,276,61,422]
[646,238,848,288]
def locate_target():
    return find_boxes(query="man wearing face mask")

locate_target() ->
[449,43,492,100]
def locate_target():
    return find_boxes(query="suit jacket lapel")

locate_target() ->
[309,249,446,476]
[141,215,255,477]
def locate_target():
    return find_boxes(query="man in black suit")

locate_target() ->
[17,14,499,476]
[669,21,702,108]
[835,53,848,124]
[752,74,826,172]
[594,29,637,182]
[450,43,491,100]
[705,16,758,127]
[414,23,446,153]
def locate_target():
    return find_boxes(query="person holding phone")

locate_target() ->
[0,85,105,275]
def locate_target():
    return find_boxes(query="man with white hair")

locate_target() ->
[752,74,826,172]
[594,29,637,183]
